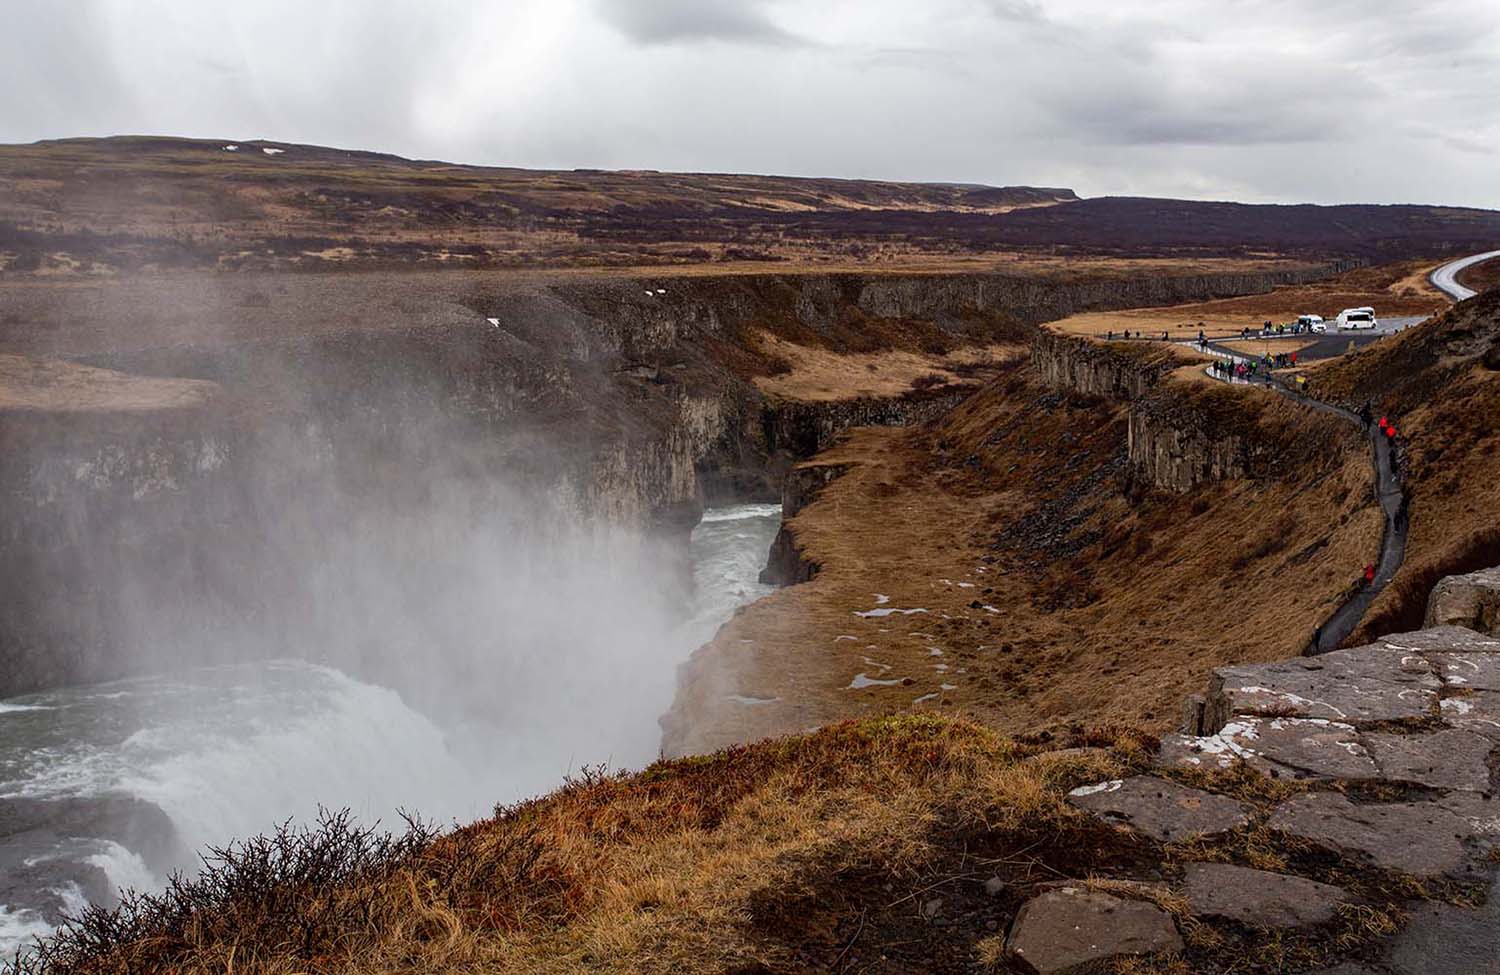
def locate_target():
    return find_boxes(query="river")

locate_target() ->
[0,502,782,962]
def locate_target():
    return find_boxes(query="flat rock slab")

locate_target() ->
[1375,626,1500,654]
[1007,886,1182,974]
[1268,793,1480,879]
[1427,652,1500,691]
[1383,870,1500,975]
[1158,717,1379,781]
[1365,728,1497,791]
[1181,862,1347,929]
[1067,776,1251,843]
[1440,691,1500,740]
[1214,648,1437,725]
[1425,568,1500,635]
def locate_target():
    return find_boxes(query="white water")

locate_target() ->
[0,503,781,964]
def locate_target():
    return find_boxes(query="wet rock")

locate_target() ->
[1439,691,1500,740]
[1067,776,1250,843]
[1365,729,1497,792]
[1006,886,1182,974]
[1158,717,1378,781]
[1180,862,1348,929]
[1267,793,1479,878]
[1425,568,1500,635]
[1212,648,1438,726]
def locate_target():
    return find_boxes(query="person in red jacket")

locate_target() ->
[1364,564,1376,585]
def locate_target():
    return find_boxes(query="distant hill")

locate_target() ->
[0,136,1496,274]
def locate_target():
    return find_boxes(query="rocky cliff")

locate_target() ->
[0,261,1346,695]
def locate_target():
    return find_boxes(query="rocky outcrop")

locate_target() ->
[1126,407,1251,492]
[757,461,853,586]
[760,387,970,461]
[1426,567,1500,634]
[1030,332,1173,400]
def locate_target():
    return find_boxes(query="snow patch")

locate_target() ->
[855,607,928,618]
[1068,779,1123,798]
[261,147,284,156]
[847,673,901,690]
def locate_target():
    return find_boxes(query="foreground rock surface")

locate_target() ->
[1006,886,1182,973]
[1181,862,1347,929]
[1067,776,1250,843]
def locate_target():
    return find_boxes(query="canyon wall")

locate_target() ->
[0,262,1343,695]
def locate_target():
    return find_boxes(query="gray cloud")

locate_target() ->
[593,0,806,46]
[0,0,1496,208]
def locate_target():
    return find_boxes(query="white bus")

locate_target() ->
[1336,307,1377,330]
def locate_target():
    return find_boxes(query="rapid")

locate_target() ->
[0,503,782,963]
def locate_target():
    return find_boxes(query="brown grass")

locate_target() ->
[749,332,1025,402]
[1049,260,1447,341]
[666,362,1378,756]
[23,717,1454,975]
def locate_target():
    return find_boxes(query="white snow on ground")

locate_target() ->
[847,673,901,690]
[222,144,238,151]
[486,317,500,327]
[655,289,666,295]
[940,683,957,691]
[1068,779,1123,798]
[1238,685,1347,719]
[861,656,892,672]
[913,692,938,704]
[725,694,779,706]
[957,582,975,589]
[261,147,284,155]
[980,605,1000,615]
[873,594,890,605]
[928,648,944,657]
[855,607,928,618]
[834,635,858,642]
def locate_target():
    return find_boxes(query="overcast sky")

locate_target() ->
[3,0,1497,207]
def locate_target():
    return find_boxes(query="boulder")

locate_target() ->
[1212,648,1438,726]
[1426,568,1500,635]
[1180,862,1348,929]
[1267,793,1480,879]
[1383,871,1500,975]
[1006,886,1182,974]
[1067,776,1251,843]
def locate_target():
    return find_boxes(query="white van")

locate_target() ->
[1297,314,1326,332]
[1336,307,1377,330]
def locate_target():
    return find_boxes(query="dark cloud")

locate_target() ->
[592,0,806,46]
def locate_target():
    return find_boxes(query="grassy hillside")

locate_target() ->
[14,714,1446,975]
[3,137,1499,276]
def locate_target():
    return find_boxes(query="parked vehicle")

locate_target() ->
[1297,314,1326,332]
[1336,307,1377,330]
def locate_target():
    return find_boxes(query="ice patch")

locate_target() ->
[873,594,890,605]
[486,317,500,327]
[855,607,928,618]
[861,657,892,673]
[928,648,944,657]
[261,147,284,155]
[222,144,238,151]
[1441,698,1474,716]
[981,605,1000,615]
[834,635,857,642]
[847,673,901,690]
[1068,779,1123,798]
[913,692,938,704]
[957,582,975,589]
[940,683,957,691]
